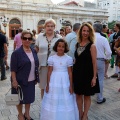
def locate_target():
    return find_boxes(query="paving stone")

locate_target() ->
[0,40,120,120]
[1,109,11,116]
[8,115,18,120]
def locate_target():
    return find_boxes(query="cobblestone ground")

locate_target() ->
[0,40,120,120]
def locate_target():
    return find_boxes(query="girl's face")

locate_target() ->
[57,42,65,55]
[81,26,90,40]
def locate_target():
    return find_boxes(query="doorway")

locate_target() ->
[9,19,21,39]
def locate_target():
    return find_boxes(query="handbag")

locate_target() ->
[5,85,23,106]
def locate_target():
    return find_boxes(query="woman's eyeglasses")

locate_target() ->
[22,37,32,41]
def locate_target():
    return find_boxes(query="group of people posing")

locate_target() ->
[10,18,120,120]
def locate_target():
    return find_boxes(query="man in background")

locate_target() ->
[65,23,81,59]
[14,28,23,50]
[0,28,8,80]
[93,23,112,104]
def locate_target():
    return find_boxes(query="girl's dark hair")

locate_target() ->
[53,39,69,53]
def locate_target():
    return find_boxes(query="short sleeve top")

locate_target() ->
[47,54,73,72]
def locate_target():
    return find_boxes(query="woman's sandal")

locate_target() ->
[24,114,33,120]
[82,116,88,120]
[18,114,24,120]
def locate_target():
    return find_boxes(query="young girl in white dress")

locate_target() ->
[40,39,79,120]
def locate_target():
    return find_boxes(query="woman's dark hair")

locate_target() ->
[60,28,65,32]
[53,39,69,53]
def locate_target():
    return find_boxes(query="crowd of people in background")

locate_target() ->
[1,18,120,120]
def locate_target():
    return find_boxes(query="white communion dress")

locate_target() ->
[40,54,79,120]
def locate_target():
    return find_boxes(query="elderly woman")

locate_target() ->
[35,18,62,98]
[11,30,39,120]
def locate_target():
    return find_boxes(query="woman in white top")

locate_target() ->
[35,18,62,98]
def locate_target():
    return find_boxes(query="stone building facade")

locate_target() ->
[96,0,120,22]
[0,0,108,39]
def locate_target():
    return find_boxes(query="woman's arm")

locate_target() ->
[90,44,97,87]
[10,52,18,89]
[11,72,18,89]
[68,67,73,94]
[114,41,120,54]
[46,66,53,93]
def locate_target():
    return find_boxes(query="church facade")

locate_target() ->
[0,0,108,39]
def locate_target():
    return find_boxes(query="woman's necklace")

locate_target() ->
[77,42,90,56]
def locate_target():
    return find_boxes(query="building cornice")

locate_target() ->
[0,2,109,18]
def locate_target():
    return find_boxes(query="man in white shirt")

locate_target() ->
[93,23,112,104]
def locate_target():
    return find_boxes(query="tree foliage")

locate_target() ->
[108,21,116,29]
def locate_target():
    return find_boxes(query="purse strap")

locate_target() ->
[17,85,23,101]
[5,85,23,101]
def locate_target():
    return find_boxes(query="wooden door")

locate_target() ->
[9,24,21,39]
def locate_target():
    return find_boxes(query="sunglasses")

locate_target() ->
[22,37,32,41]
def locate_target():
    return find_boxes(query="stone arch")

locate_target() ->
[9,18,21,24]
[37,19,45,33]
[9,18,21,39]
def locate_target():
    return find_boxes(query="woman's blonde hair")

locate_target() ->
[44,18,56,27]
[77,23,95,44]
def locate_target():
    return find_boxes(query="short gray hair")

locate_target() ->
[73,23,81,31]
[93,23,103,33]
[44,18,56,27]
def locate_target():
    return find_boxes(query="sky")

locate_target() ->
[51,0,94,4]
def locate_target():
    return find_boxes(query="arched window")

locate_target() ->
[38,20,45,25]
[9,19,21,24]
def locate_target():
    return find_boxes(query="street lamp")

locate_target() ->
[0,16,9,32]
[60,18,67,26]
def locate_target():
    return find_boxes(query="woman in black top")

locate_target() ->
[73,23,100,120]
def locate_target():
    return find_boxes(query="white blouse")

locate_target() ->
[35,33,62,67]
[48,54,73,72]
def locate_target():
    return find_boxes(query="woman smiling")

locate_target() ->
[11,30,39,120]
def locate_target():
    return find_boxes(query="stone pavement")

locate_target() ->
[0,40,120,120]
